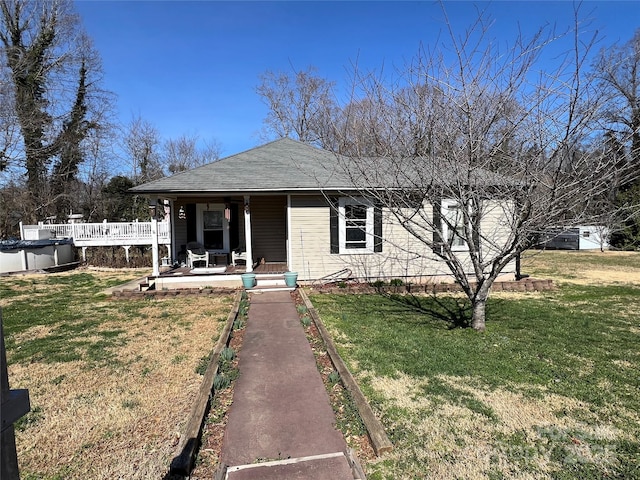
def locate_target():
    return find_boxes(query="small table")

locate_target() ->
[207,251,229,266]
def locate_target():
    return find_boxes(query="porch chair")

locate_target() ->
[186,241,208,268]
[231,249,248,266]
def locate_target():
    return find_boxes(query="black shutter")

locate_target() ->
[471,199,481,251]
[374,203,383,252]
[329,197,339,254]
[186,204,197,242]
[432,198,442,254]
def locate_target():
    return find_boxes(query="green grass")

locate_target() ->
[309,254,640,479]
[1,272,150,367]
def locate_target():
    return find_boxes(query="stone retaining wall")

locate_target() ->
[307,278,554,295]
[112,287,237,298]
[111,278,553,298]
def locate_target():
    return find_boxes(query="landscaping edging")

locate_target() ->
[169,290,243,477]
[307,278,554,295]
[298,289,394,456]
[112,287,238,298]
[110,278,553,298]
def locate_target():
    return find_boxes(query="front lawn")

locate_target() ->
[309,251,640,479]
[1,269,234,480]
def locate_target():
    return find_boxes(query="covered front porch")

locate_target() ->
[167,194,289,275]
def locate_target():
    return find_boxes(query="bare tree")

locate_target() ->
[122,116,163,184]
[257,66,338,148]
[331,8,635,330]
[592,29,640,248]
[0,0,110,222]
[75,123,120,221]
[163,134,221,174]
[0,65,21,172]
[594,29,640,165]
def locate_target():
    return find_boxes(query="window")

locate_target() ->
[442,200,468,251]
[203,210,224,250]
[330,197,382,254]
[196,204,230,252]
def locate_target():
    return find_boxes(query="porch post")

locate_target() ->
[167,199,175,262]
[151,219,160,277]
[244,195,253,273]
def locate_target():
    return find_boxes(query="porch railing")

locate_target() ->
[21,221,171,247]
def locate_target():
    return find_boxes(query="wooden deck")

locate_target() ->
[21,221,171,246]
[254,263,289,274]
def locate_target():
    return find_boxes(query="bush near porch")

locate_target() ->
[309,250,640,479]
[80,245,156,268]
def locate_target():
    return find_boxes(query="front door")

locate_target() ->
[196,204,230,252]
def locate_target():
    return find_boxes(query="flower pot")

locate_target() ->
[241,273,256,289]
[283,272,298,287]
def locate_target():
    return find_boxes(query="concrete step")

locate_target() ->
[138,277,155,292]
[224,452,357,480]
[247,274,296,292]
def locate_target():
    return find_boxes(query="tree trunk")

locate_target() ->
[471,298,486,331]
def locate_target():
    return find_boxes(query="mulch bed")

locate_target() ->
[305,316,377,463]
[189,324,245,479]
[306,277,554,294]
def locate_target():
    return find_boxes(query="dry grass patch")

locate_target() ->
[3,272,233,480]
[521,250,640,285]
[369,373,622,479]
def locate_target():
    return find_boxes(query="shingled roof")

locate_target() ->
[131,137,517,195]
[130,138,352,195]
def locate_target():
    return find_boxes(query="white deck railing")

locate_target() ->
[21,221,171,247]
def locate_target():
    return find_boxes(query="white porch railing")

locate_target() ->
[21,221,171,247]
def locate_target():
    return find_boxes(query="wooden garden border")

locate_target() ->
[169,291,243,476]
[298,289,394,456]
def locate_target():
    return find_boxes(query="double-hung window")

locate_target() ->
[196,204,230,252]
[442,200,468,251]
[203,210,225,250]
[332,197,382,254]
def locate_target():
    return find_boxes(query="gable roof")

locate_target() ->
[130,138,352,195]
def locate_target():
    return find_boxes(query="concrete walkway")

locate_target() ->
[220,290,356,479]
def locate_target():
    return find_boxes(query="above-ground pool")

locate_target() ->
[0,239,75,274]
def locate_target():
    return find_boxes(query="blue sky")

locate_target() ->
[75,1,640,158]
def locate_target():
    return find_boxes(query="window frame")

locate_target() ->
[441,199,469,252]
[196,203,230,253]
[338,197,375,254]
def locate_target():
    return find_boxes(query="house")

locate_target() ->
[131,138,517,283]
